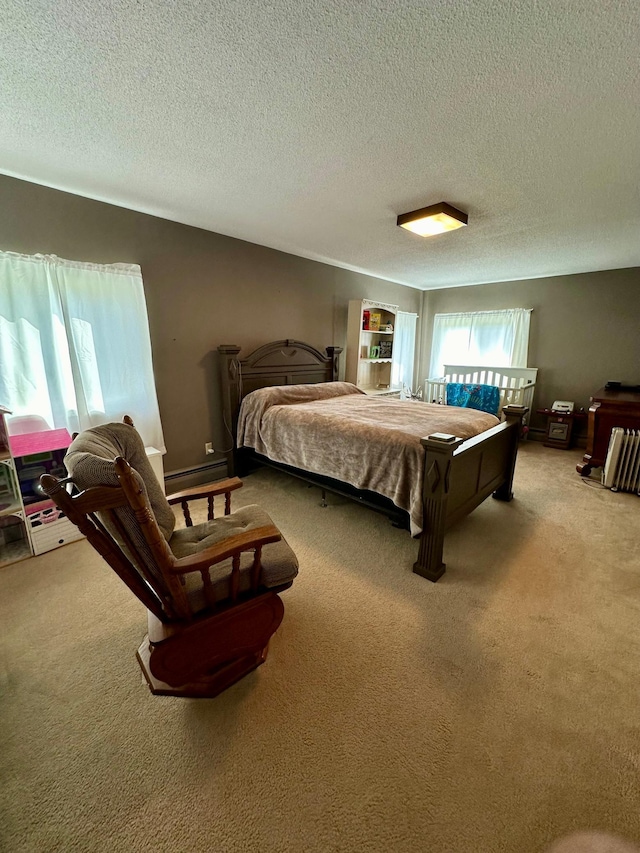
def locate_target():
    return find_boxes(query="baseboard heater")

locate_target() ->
[602,428,640,493]
[164,459,227,492]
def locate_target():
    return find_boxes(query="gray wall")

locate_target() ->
[3,173,638,465]
[0,174,421,474]
[418,268,640,436]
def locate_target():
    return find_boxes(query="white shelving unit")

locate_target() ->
[10,428,84,557]
[0,408,86,566]
[0,406,33,568]
[346,299,400,395]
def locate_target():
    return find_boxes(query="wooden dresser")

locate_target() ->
[577,386,640,476]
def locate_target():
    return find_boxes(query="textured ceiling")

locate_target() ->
[2,0,639,290]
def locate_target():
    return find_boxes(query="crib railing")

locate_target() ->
[425,364,538,414]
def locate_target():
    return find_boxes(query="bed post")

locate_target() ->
[493,405,528,501]
[326,346,342,381]
[217,344,242,477]
[414,436,466,582]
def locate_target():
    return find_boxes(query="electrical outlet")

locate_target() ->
[205,442,214,455]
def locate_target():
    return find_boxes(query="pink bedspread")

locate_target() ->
[238,382,499,535]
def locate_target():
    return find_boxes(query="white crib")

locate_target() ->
[425,364,538,414]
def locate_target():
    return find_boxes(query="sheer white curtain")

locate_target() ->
[391,311,418,391]
[429,308,532,378]
[0,251,165,451]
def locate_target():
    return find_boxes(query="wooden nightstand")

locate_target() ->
[537,409,587,450]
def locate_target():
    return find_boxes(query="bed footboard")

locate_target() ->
[414,406,526,581]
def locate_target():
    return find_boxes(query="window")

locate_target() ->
[429,308,532,378]
[0,251,165,451]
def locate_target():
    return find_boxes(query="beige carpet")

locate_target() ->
[1,442,639,853]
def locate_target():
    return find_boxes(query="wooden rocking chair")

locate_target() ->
[40,418,298,698]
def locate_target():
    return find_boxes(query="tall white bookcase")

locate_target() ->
[346,299,400,395]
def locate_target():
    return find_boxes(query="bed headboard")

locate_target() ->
[218,340,342,474]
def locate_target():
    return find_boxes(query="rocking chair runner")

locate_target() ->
[40,419,298,698]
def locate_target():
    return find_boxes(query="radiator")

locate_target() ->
[602,427,640,493]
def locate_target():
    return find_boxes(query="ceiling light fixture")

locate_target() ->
[397,201,468,237]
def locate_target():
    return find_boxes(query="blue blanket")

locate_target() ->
[446,382,500,416]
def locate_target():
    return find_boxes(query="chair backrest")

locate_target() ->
[40,421,185,623]
[64,420,175,538]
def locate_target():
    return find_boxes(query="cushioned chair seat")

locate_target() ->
[172,504,298,612]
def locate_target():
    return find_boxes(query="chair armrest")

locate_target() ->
[166,477,243,505]
[170,524,282,575]
[167,477,244,527]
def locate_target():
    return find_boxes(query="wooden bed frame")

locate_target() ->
[218,340,527,582]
